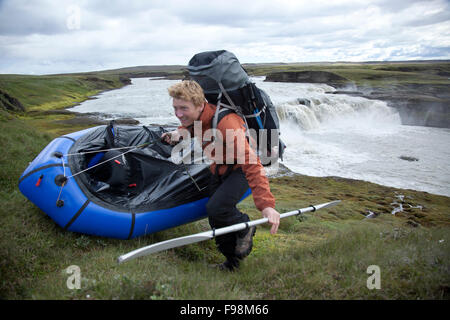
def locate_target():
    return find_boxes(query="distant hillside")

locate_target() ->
[54,65,188,80]
[48,59,450,80]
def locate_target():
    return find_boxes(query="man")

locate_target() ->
[162,80,280,271]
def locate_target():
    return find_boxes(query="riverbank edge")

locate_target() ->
[0,74,143,135]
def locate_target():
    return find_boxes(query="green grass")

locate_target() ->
[244,61,450,87]
[0,74,126,112]
[1,116,449,300]
[0,65,449,300]
[0,73,127,135]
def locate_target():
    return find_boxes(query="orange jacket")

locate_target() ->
[180,103,275,211]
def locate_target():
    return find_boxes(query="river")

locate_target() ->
[69,77,450,197]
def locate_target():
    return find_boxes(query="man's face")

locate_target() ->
[172,98,204,127]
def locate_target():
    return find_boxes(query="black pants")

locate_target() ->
[206,167,250,260]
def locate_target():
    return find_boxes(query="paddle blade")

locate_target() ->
[314,200,341,210]
[117,232,212,264]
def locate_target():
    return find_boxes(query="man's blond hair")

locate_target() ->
[168,80,205,107]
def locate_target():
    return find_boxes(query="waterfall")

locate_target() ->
[251,77,401,132]
[275,93,401,131]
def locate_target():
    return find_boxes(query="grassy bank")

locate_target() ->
[244,61,450,87]
[0,73,129,135]
[1,116,449,300]
[0,74,127,112]
[0,69,449,300]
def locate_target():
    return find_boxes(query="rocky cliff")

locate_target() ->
[265,71,351,88]
[266,70,450,128]
[355,84,450,128]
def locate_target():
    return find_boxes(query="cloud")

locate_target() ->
[0,0,67,35]
[0,0,449,74]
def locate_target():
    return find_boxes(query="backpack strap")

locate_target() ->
[211,82,254,148]
[218,82,252,126]
[218,82,241,114]
[244,104,266,118]
[211,94,222,132]
[211,85,242,141]
[211,104,235,130]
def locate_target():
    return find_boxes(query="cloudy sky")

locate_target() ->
[0,0,449,74]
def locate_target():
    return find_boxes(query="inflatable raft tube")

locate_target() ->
[18,124,251,239]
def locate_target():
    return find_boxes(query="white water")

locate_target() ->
[69,77,450,197]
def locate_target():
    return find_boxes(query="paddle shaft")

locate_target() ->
[117,200,340,264]
[213,205,316,237]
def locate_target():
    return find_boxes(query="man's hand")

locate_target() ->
[261,207,280,234]
[161,130,181,145]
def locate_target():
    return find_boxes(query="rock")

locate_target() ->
[53,116,107,126]
[296,98,311,107]
[399,155,419,162]
[330,90,363,96]
[0,89,25,112]
[114,118,140,125]
[265,71,352,88]
[27,109,76,116]
[365,210,380,219]
[394,96,450,128]
[55,115,141,126]
[332,83,450,128]
[119,76,132,85]
[266,162,296,178]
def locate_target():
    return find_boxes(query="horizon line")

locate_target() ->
[2,58,450,76]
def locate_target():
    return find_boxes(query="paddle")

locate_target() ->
[117,200,341,264]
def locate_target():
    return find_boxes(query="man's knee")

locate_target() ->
[206,199,229,222]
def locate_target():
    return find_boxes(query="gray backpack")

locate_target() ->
[188,50,286,164]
